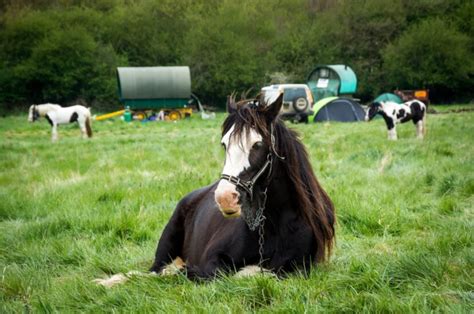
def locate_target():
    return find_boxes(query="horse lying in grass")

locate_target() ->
[94,93,335,286]
[365,100,427,140]
[28,104,92,141]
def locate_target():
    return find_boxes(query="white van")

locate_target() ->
[261,84,314,123]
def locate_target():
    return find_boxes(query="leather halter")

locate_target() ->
[220,153,273,201]
[219,123,283,200]
[32,105,40,122]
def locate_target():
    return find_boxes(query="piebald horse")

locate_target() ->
[29,104,92,141]
[365,100,426,140]
[94,93,335,286]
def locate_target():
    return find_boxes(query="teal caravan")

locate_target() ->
[307,65,357,101]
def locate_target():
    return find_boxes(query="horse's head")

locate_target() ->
[28,105,39,122]
[214,93,283,218]
[365,102,382,121]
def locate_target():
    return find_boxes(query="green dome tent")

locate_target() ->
[374,93,403,104]
[311,97,365,122]
[310,97,338,121]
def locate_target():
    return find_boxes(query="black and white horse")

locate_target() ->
[365,100,426,140]
[29,104,92,141]
[94,93,335,286]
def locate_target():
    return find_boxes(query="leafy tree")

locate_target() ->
[103,0,190,66]
[0,0,473,109]
[183,0,276,104]
[0,9,57,106]
[382,18,473,101]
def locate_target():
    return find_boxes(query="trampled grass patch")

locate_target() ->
[1,110,473,312]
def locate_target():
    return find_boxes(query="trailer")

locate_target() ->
[394,89,430,105]
[96,66,201,121]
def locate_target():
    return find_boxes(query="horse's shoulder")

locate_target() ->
[175,182,218,213]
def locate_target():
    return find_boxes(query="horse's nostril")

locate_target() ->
[231,192,239,200]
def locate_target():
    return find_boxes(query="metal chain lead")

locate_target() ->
[242,186,268,272]
[243,186,267,232]
[258,212,266,272]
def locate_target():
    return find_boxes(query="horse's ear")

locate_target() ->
[227,92,237,114]
[263,93,283,122]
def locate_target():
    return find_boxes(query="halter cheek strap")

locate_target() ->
[33,106,38,122]
[220,153,273,201]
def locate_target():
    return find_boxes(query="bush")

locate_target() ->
[382,18,474,100]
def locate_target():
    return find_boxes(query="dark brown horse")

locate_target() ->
[148,93,335,279]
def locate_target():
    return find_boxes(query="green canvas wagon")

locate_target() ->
[116,66,196,120]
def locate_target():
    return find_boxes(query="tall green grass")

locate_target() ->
[1,111,473,312]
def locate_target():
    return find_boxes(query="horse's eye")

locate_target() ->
[221,143,226,150]
[253,141,264,149]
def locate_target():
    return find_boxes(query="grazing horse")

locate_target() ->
[29,104,92,141]
[28,103,62,122]
[365,100,426,140]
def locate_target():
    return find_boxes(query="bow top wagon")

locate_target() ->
[96,66,201,121]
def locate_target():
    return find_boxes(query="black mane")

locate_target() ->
[223,101,335,261]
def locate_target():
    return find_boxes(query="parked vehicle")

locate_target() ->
[261,84,314,123]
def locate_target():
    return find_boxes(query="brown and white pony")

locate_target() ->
[28,103,62,122]
[95,93,335,286]
[29,104,92,141]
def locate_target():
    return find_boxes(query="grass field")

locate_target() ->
[1,108,473,312]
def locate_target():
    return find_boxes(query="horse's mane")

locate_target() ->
[222,100,335,262]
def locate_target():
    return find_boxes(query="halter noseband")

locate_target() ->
[32,105,40,122]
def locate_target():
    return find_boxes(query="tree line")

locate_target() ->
[0,0,472,111]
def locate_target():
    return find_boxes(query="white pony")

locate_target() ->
[29,104,93,141]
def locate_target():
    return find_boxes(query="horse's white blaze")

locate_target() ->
[215,124,262,210]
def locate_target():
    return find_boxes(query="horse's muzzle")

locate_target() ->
[214,188,241,218]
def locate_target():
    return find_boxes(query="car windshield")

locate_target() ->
[283,88,306,101]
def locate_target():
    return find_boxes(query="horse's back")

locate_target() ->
[406,99,426,112]
[47,105,90,124]
[67,105,91,116]
[37,103,62,115]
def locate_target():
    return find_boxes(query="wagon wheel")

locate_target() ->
[168,110,182,121]
[133,111,147,121]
